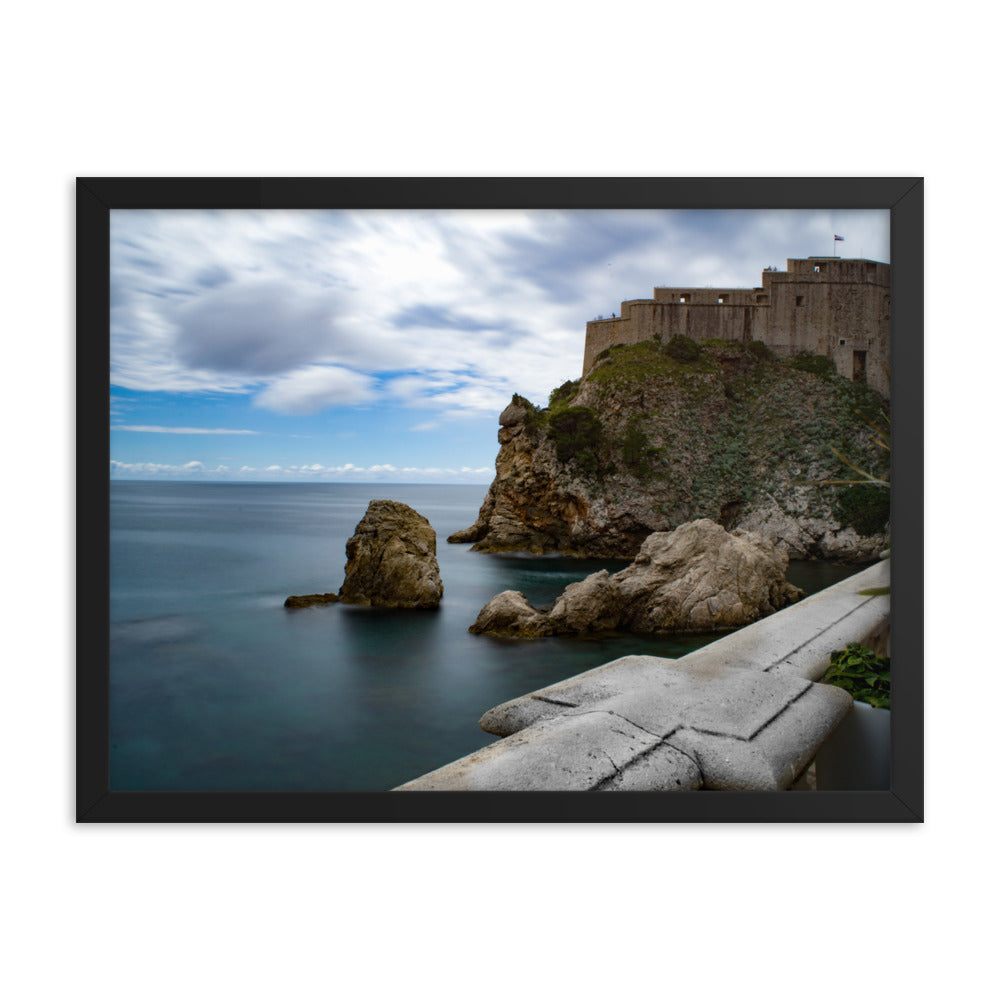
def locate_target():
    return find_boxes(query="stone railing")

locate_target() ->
[394,560,889,792]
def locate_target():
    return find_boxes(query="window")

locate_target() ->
[814,266,821,273]
[795,296,804,306]
[839,338,847,346]
[718,294,729,304]
[679,293,691,303]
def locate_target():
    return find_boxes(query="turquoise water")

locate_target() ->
[109,482,863,791]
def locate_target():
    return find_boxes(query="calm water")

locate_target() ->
[110,482,863,791]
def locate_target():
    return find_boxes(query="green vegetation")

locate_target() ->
[548,339,888,531]
[620,417,659,477]
[821,643,890,709]
[789,351,836,379]
[834,484,890,534]
[595,344,631,364]
[586,340,713,391]
[517,395,547,433]
[548,379,580,410]
[746,339,773,361]
[547,406,603,476]
[665,334,702,362]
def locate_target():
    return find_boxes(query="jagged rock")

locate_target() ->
[468,590,549,637]
[338,500,443,609]
[734,492,885,562]
[470,519,804,637]
[284,593,340,609]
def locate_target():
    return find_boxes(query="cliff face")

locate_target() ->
[450,341,889,561]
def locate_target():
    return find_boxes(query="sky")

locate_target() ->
[110,208,890,483]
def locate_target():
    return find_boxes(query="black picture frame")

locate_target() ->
[78,177,923,822]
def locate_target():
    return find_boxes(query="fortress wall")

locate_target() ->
[582,260,889,396]
[683,304,769,342]
[583,259,889,396]
[766,279,890,395]
[653,287,757,306]
[786,258,890,285]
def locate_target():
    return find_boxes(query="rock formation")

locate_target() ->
[469,519,805,637]
[338,500,443,609]
[449,341,889,561]
[284,593,340,609]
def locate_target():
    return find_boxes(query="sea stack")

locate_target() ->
[338,500,443,609]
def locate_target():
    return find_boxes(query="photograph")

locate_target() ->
[80,178,922,821]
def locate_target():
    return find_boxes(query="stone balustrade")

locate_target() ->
[394,560,889,792]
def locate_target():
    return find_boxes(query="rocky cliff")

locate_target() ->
[450,340,889,561]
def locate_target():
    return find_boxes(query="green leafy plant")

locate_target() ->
[665,334,702,362]
[745,339,773,361]
[790,352,836,379]
[834,483,891,534]
[547,405,603,475]
[821,643,890,709]
[548,379,580,410]
[620,417,660,477]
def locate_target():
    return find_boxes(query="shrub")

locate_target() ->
[745,340,773,361]
[549,379,580,409]
[621,422,649,468]
[790,352,836,378]
[665,334,702,362]
[821,643,890,709]
[620,417,658,475]
[547,406,603,475]
[834,484,890,535]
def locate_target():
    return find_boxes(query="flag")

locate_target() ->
[834,234,845,241]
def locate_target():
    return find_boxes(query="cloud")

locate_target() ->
[252,365,378,415]
[114,425,260,435]
[111,207,891,422]
[392,302,519,334]
[169,280,344,375]
[110,460,493,483]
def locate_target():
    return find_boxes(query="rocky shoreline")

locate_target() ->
[469,519,804,638]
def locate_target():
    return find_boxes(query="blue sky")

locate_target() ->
[110,208,890,483]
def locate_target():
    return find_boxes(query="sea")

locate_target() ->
[109,482,862,791]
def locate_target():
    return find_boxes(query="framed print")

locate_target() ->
[77,177,923,822]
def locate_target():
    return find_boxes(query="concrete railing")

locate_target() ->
[394,560,889,792]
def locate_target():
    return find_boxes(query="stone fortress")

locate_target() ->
[583,257,890,397]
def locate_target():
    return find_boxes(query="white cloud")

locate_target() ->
[111,208,891,420]
[114,425,260,435]
[252,365,378,415]
[110,459,493,484]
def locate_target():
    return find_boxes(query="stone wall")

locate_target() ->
[583,258,890,396]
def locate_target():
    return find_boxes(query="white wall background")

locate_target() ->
[1,3,992,998]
